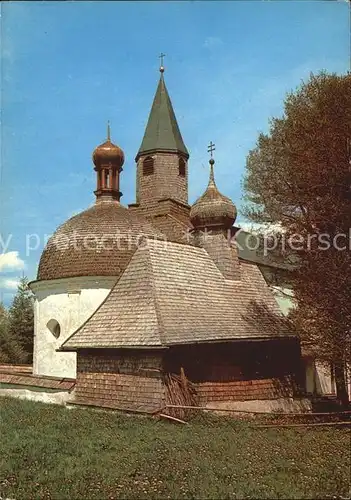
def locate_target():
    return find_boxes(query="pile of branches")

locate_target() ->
[164,368,198,420]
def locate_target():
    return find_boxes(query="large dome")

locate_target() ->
[38,202,160,281]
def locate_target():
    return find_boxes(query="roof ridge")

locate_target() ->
[61,245,163,350]
[146,244,166,345]
[144,236,210,254]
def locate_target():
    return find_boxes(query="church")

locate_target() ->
[27,63,307,413]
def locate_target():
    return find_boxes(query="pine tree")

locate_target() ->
[0,302,27,364]
[8,277,34,363]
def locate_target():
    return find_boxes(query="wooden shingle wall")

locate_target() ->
[165,341,304,404]
[135,153,188,208]
[130,197,191,244]
[195,377,297,403]
[75,350,165,412]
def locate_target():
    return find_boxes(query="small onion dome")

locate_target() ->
[92,139,125,168]
[190,159,237,230]
[92,124,124,168]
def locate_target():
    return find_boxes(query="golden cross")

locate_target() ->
[207,141,216,158]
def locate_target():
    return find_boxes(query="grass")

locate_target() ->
[0,397,350,499]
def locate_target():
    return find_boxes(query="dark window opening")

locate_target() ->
[47,319,61,339]
[179,158,186,177]
[143,157,154,176]
[104,169,110,188]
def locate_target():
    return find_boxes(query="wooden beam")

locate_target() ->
[165,404,351,416]
[159,413,187,424]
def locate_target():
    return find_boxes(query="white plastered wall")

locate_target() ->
[30,276,116,378]
[306,360,351,398]
[305,359,336,396]
[270,286,342,397]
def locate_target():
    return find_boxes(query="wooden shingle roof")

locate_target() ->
[190,160,237,230]
[61,240,293,350]
[37,201,161,281]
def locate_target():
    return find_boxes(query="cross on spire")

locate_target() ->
[207,141,216,158]
[159,52,166,73]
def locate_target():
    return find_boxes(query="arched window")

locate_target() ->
[179,157,186,177]
[143,156,154,176]
[47,319,61,339]
[104,169,111,188]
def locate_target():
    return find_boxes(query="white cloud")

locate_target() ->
[0,278,20,290]
[237,221,284,234]
[2,46,14,65]
[203,36,223,50]
[0,251,25,272]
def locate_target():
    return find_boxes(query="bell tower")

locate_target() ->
[92,123,124,203]
[134,57,189,208]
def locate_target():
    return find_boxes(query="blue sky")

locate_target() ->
[0,0,349,303]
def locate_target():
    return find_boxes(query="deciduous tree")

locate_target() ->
[243,72,351,405]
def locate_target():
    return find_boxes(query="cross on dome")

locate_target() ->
[207,141,216,158]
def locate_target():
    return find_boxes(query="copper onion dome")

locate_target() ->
[190,158,237,230]
[92,123,125,168]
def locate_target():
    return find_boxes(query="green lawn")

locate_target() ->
[0,397,350,499]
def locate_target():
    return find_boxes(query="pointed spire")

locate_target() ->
[107,120,111,141]
[136,64,189,160]
[209,158,216,185]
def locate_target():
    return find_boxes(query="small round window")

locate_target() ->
[47,319,61,339]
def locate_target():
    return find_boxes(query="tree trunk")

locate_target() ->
[334,363,349,408]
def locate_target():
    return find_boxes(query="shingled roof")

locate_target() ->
[61,240,293,351]
[136,73,189,160]
[37,201,161,281]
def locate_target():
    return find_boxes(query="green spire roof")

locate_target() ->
[137,73,189,160]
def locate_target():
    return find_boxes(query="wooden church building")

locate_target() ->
[28,63,306,414]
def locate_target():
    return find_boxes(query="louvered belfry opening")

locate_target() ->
[178,157,186,177]
[143,156,154,176]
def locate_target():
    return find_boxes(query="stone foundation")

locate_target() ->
[203,397,312,414]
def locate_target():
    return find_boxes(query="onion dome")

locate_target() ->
[92,123,125,203]
[93,123,124,168]
[38,202,161,281]
[190,158,237,230]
